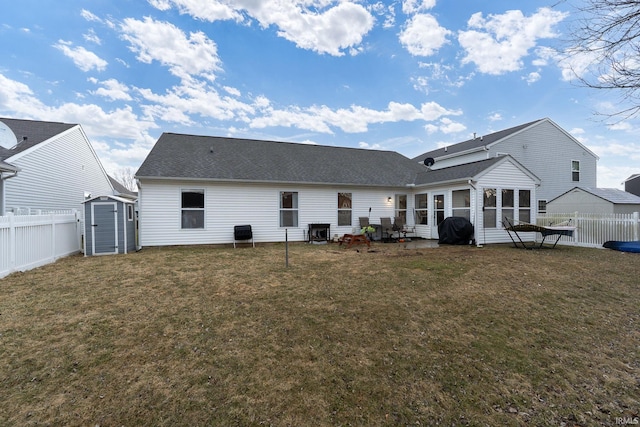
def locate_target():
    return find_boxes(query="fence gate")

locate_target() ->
[91,202,118,255]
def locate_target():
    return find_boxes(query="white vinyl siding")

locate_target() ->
[138,180,405,246]
[3,126,112,214]
[426,119,597,207]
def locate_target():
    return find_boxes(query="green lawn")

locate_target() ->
[0,243,638,426]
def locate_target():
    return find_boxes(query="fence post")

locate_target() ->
[634,212,639,241]
[8,212,15,272]
[573,211,579,244]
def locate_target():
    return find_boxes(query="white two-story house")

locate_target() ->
[412,118,598,213]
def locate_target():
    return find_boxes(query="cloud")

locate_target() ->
[148,1,375,56]
[250,101,461,134]
[120,17,221,81]
[458,8,567,75]
[90,78,133,101]
[53,40,108,72]
[402,0,437,14]
[399,14,451,57]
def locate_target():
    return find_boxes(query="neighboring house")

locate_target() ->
[412,118,599,214]
[109,176,138,201]
[0,117,114,215]
[135,133,540,246]
[624,174,640,197]
[547,187,640,215]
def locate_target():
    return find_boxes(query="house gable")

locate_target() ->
[1,118,114,214]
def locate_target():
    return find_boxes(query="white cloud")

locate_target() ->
[458,8,568,75]
[370,2,396,29]
[402,0,437,14]
[523,71,541,84]
[91,78,133,101]
[250,101,461,134]
[120,17,221,81]
[53,40,108,72]
[488,113,502,122]
[81,9,102,23]
[399,14,451,57]
[148,1,374,56]
[83,29,102,45]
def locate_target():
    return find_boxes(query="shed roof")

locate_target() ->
[550,187,640,205]
[0,118,77,161]
[136,133,427,187]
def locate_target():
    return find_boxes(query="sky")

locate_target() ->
[1,0,639,189]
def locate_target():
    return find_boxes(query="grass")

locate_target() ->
[0,242,638,426]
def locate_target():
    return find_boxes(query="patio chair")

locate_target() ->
[393,216,405,240]
[359,217,370,230]
[233,225,254,248]
[380,217,395,242]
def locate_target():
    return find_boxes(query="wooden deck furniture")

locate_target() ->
[339,233,370,249]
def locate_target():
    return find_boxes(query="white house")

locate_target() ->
[548,187,640,215]
[624,174,640,197]
[135,133,540,246]
[412,118,598,214]
[0,118,114,215]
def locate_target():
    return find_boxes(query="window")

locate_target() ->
[452,189,471,220]
[519,190,531,223]
[502,189,514,223]
[538,200,547,214]
[483,188,497,228]
[414,193,428,225]
[280,191,298,227]
[395,194,407,223]
[181,189,204,229]
[337,192,352,226]
[572,160,580,182]
[127,204,134,222]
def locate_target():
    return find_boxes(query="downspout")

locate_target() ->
[0,170,20,215]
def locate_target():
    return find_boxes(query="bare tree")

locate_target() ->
[112,167,137,192]
[564,0,640,118]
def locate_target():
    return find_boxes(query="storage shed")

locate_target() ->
[83,195,136,256]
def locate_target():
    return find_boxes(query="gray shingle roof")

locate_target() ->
[0,118,77,161]
[136,133,428,187]
[413,157,508,186]
[554,187,640,204]
[412,118,544,162]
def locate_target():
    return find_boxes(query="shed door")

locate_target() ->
[91,202,118,255]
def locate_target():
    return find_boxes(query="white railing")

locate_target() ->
[0,211,82,279]
[537,212,640,248]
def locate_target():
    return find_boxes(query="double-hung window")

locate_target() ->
[452,190,471,220]
[414,194,428,225]
[280,191,298,227]
[519,190,531,223]
[483,188,497,228]
[338,193,352,226]
[572,160,580,182]
[502,189,514,223]
[181,189,205,229]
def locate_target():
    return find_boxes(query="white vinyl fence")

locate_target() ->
[537,212,640,248]
[0,212,82,278]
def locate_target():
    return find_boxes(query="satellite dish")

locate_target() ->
[0,121,18,149]
[423,157,435,167]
